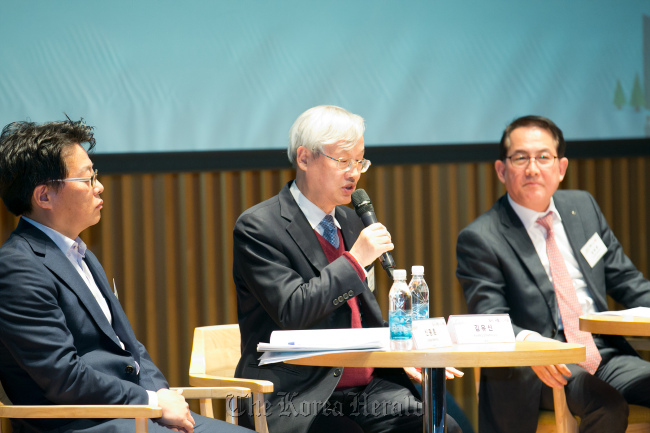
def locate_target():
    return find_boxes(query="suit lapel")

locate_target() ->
[335,206,357,251]
[498,197,560,324]
[84,252,114,302]
[84,251,140,360]
[554,193,609,310]
[18,220,124,350]
[280,183,330,272]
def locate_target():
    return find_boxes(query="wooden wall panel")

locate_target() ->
[0,157,648,429]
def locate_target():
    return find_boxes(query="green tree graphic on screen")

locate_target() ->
[613,80,626,109]
[630,73,646,111]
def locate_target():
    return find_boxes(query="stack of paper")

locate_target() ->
[257,328,389,365]
[592,307,650,318]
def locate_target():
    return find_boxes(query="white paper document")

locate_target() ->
[592,307,650,318]
[257,327,390,365]
[258,327,390,351]
[258,348,381,365]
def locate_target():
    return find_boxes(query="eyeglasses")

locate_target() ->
[53,169,99,187]
[506,153,558,168]
[320,153,371,173]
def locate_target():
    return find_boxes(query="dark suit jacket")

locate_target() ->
[233,182,414,433]
[0,219,168,432]
[456,190,650,433]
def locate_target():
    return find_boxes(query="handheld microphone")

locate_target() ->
[351,189,396,279]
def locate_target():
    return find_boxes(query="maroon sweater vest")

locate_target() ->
[315,230,374,388]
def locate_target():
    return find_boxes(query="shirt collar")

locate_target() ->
[21,216,87,258]
[289,181,341,229]
[507,194,562,230]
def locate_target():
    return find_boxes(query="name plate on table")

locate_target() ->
[412,318,453,349]
[447,314,515,344]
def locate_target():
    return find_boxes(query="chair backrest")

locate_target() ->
[190,324,242,377]
[0,379,11,406]
[0,380,9,433]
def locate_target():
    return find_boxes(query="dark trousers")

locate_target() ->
[540,338,650,433]
[306,376,462,433]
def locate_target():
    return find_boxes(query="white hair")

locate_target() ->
[287,105,365,167]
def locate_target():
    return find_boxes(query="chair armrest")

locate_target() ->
[171,387,251,399]
[0,405,162,419]
[189,374,273,393]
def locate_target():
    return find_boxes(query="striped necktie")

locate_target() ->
[318,214,339,248]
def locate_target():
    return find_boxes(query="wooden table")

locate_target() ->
[579,314,650,336]
[287,341,585,433]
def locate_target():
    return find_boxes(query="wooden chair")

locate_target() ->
[0,374,251,433]
[474,367,650,433]
[189,324,274,433]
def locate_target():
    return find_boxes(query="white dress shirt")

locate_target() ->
[22,217,114,323]
[290,181,341,232]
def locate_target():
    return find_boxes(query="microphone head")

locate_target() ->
[351,189,374,215]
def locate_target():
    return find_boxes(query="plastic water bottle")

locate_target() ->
[389,269,413,351]
[409,265,429,321]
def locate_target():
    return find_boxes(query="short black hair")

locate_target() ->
[0,118,95,216]
[499,115,565,160]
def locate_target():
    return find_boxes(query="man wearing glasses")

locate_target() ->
[233,105,462,433]
[456,115,650,433]
[0,119,249,433]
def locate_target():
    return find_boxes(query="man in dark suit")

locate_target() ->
[233,105,462,433]
[456,115,650,433]
[0,119,249,433]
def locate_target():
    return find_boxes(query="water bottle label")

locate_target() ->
[389,310,412,340]
[413,304,429,321]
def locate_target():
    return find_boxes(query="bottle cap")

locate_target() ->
[411,265,424,275]
[393,269,407,280]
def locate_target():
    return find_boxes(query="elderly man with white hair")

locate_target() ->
[233,105,462,433]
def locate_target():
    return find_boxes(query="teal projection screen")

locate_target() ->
[1,0,649,155]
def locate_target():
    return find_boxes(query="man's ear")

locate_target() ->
[32,184,55,210]
[495,160,507,184]
[295,146,311,171]
[558,157,569,181]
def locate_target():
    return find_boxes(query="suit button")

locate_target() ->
[333,368,341,377]
[125,365,135,374]
[338,296,344,303]
[343,293,350,300]
[333,299,339,306]
[348,290,354,297]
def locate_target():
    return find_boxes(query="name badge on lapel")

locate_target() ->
[580,232,607,268]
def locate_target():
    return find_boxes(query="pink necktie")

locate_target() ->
[537,212,601,374]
